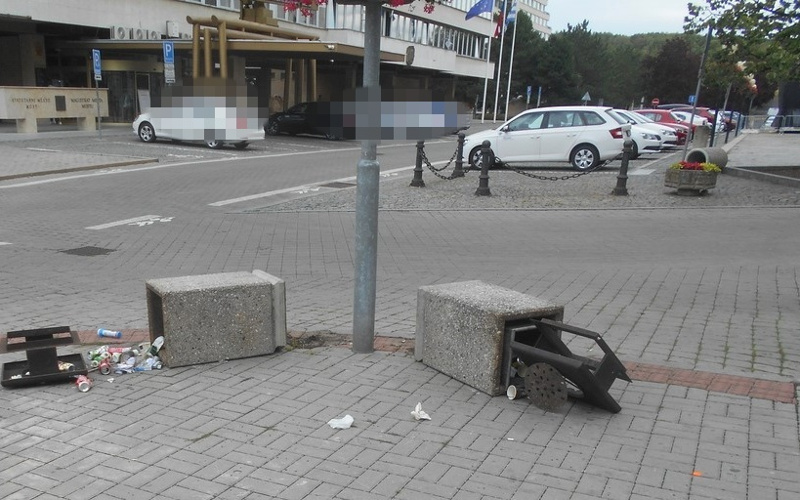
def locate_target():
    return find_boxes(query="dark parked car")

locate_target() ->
[264,101,341,140]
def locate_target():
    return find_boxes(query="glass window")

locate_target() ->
[547,111,579,128]
[581,111,607,126]
[507,112,544,131]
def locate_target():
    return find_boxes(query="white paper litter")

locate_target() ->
[327,414,354,429]
[411,402,431,421]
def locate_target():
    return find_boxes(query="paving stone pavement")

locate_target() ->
[0,127,798,500]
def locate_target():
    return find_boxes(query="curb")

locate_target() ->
[0,157,159,182]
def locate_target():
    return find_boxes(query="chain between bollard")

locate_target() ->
[419,145,465,181]
[499,159,609,181]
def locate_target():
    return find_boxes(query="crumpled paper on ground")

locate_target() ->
[411,402,431,421]
[327,414,354,429]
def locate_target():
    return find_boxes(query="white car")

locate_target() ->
[133,108,265,149]
[607,110,662,159]
[671,110,709,128]
[463,106,626,170]
[614,109,679,149]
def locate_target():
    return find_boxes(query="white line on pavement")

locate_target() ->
[208,161,447,207]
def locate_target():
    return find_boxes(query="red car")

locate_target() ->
[634,109,690,145]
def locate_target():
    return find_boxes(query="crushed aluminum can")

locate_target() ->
[98,360,112,375]
[76,375,92,392]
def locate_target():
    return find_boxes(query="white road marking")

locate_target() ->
[209,161,446,207]
[0,140,449,190]
[630,168,656,175]
[0,242,11,246]
[86,215,172,230]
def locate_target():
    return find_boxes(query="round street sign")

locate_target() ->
[651,98,660,106]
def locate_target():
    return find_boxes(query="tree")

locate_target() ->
[686,0,800,82]
[641,37,701,105]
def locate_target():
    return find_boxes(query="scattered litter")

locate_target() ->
[328,414,354,429]
[692,470,702,477]
[411,402,431,421]
[75,375,92,392]
[507,438,515,441]
[58,361,75,372]
[107,378,115,383]
[97,328,122,339]
[88,335,165,377]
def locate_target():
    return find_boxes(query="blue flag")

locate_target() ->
[505,0,518,26]
[465,0,494,20]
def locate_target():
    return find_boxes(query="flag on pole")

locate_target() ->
[465,0,494,20]
[494,12,504,38]
[505,0,518,27]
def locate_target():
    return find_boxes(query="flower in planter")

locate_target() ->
[669,161,721,173]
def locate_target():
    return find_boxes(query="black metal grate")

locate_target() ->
[59,246,115,256]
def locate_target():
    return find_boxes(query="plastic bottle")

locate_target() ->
[98,328,122,339]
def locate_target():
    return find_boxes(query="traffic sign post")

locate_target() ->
[163,41,175,84]
[526,85,532,108]
[92,49,102,81]
[92,49,102,138]
[651,97,660,107]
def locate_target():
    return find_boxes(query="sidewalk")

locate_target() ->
[0,128,798,500]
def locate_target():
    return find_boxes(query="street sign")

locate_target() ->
[651,97,660,106]
[526,85,532,106]
[581,92,591,105]
[688,94,695,104]
[92,49,101,81]
[163,41,174,64]
[163,41,175,84]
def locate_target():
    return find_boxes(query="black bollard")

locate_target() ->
[612,135,633,196]
[410,140,425,187]
[475,140,492,196]
[452,132,465,178]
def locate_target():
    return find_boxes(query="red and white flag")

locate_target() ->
[494,12,504,38]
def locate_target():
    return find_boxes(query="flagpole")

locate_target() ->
[492,0,507,123]
[503,10,518,120]
[480,35,490,123]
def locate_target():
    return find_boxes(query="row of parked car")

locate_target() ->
[462,106,694,170]
[132,101,700,171]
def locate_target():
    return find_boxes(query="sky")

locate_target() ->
[545,0,689,36]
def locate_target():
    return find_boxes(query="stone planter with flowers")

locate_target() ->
[664,160,722,196]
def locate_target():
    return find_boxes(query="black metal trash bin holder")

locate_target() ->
[503,317,631,413]
[1,326,88,388]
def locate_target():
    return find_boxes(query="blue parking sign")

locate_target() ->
[92,49,101,81]
[163,41,174,65]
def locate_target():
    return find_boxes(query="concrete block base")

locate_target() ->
[416,280,563,396]
[146,270,286,368]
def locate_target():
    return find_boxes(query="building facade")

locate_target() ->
[0,0,552,125]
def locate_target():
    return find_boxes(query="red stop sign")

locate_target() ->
[651,98,660,106]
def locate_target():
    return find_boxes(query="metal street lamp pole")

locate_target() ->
[682,24,713,161]
[352,0,382,353]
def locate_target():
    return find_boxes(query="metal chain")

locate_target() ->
[420,146,467,181]
[498,158,610,181]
